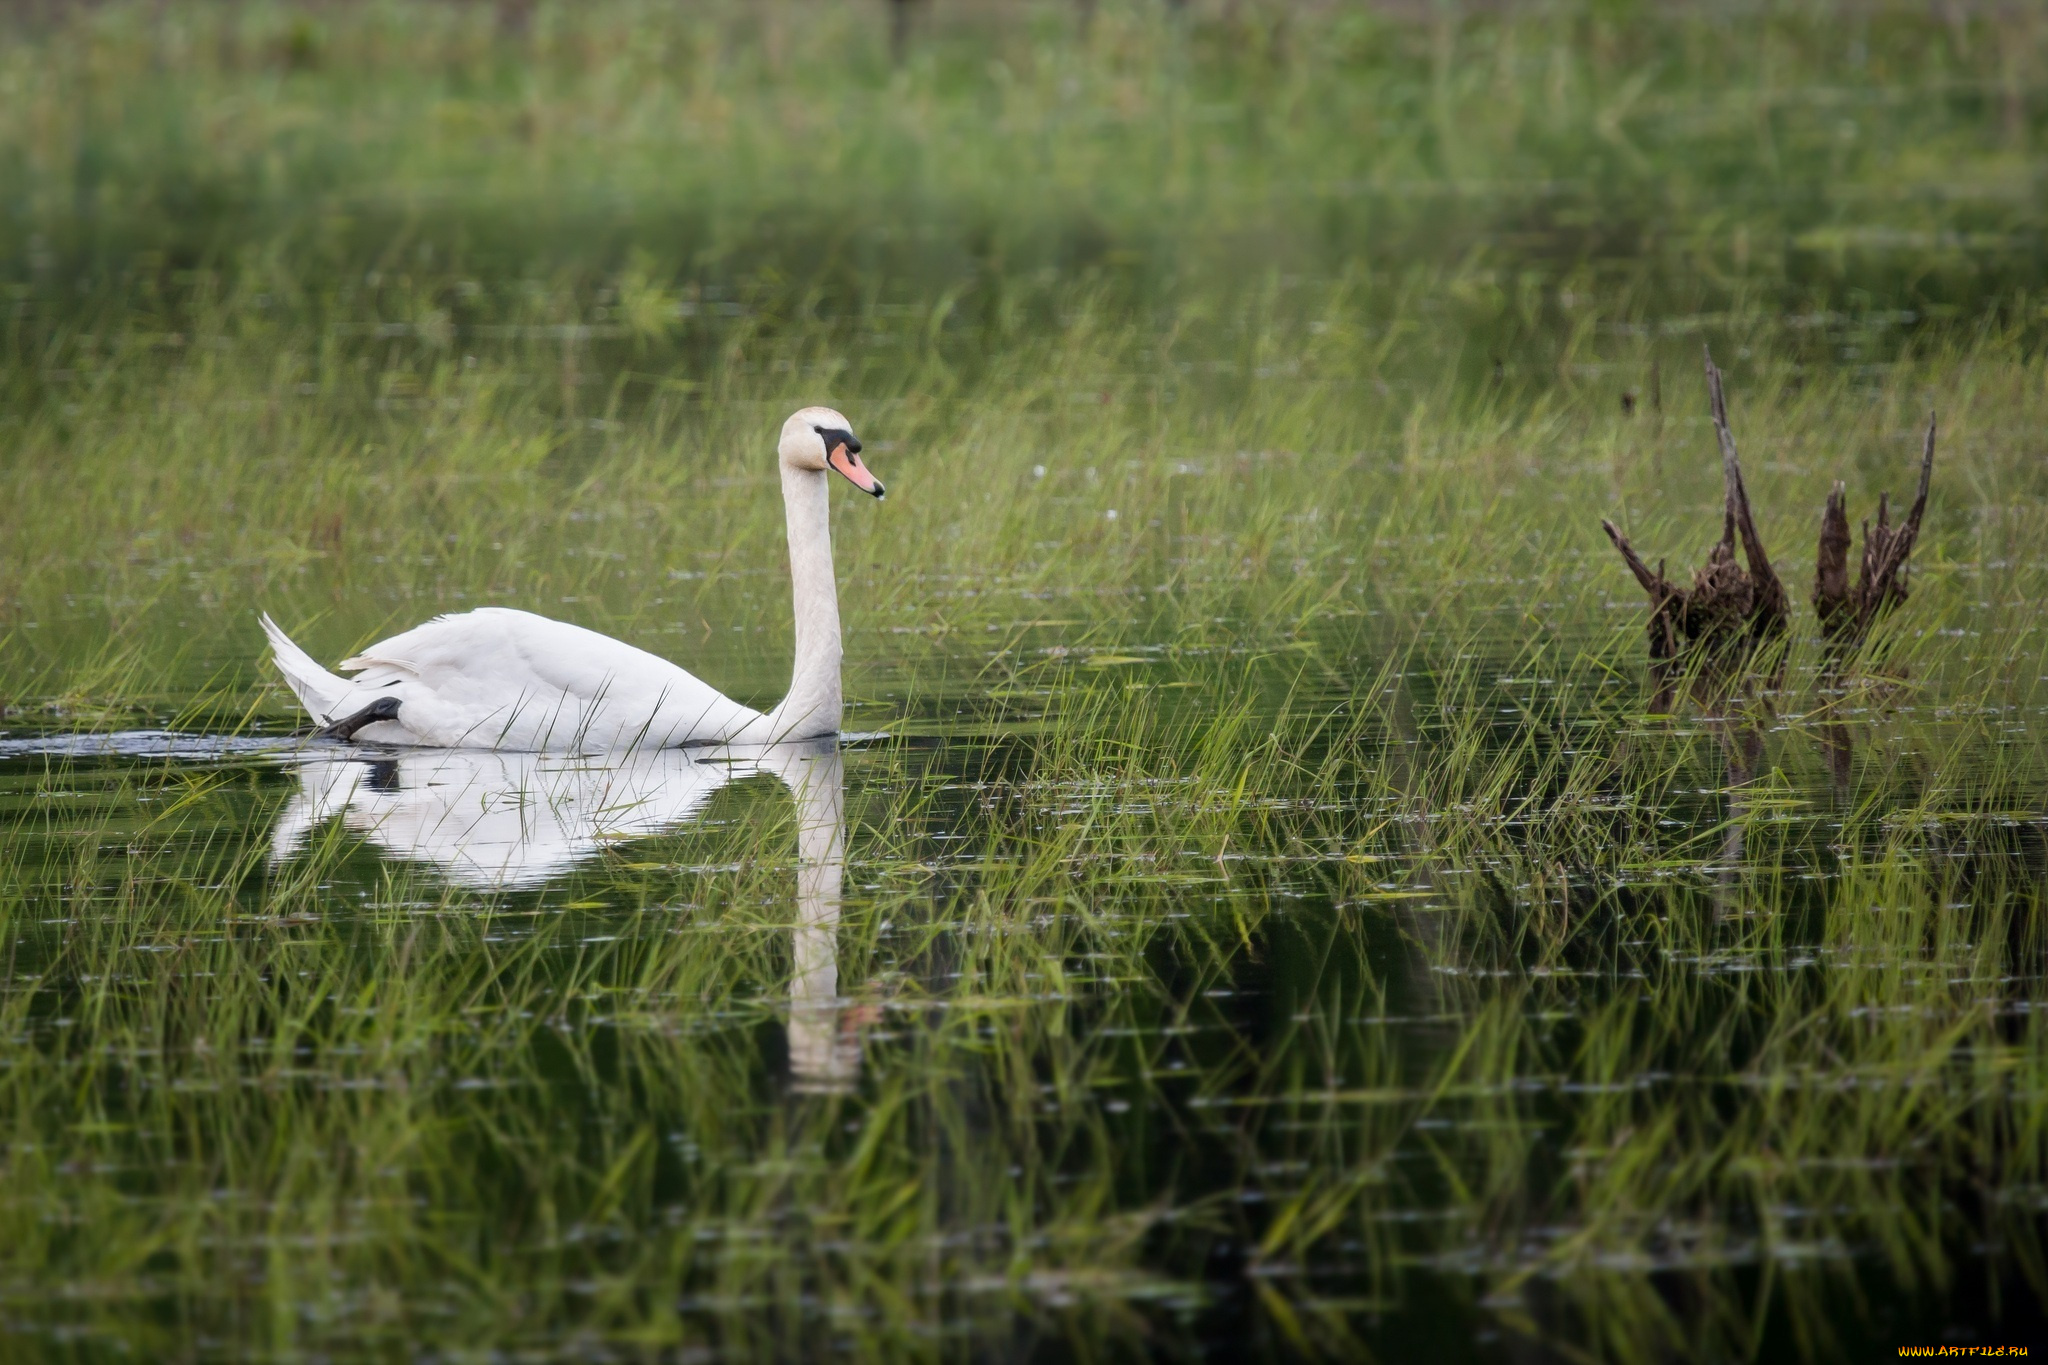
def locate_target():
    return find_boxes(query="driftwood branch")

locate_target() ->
[1600,348,1790,707]
[1814,412,1937,662]
[1601,519,1665,598]
[1603,521,1686,708]
[1815,484,1852,633]
[1704,347,1789,642]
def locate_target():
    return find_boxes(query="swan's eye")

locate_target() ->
[813,425,860,455]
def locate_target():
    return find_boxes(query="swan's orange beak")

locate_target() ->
[828,442,886,499]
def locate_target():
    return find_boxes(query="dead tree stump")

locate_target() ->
[1814,413,1936,666]
[1601,347,1790,707]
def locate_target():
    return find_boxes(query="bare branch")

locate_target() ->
[1602,519,1666,597]
[1901,411,1936,548]
[1813,482,1851,636]
[1701,345,1788,636]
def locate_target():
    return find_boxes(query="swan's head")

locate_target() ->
[780,406,884,499]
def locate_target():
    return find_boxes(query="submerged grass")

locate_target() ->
[1,1,2046,1360]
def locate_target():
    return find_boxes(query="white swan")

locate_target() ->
[261,407,883,750]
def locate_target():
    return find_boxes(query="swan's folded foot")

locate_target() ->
[321,696,402,743]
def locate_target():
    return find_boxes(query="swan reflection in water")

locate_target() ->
[270,739,862,1090]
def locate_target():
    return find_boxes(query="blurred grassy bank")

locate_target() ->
[4,0,2046,379]
[2,0,2046,714]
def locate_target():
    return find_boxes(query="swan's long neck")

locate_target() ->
[765,464,842,740]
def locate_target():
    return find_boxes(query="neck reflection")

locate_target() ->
[756,743,858,1092]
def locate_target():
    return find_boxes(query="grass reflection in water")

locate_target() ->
[2,638,2043,1358]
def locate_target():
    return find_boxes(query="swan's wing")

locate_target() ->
[342,608,707,704]
[336,608,762,747]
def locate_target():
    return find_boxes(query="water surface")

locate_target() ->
[3,613,2044,1360]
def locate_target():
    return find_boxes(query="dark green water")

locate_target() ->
[3,625,2045,1360]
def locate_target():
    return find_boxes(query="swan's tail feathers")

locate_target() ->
[261,613,351,724]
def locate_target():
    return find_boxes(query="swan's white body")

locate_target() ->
[262,607,768,750]
[262,408,883,751]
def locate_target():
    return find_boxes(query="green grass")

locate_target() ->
[1,1,2047,1360]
